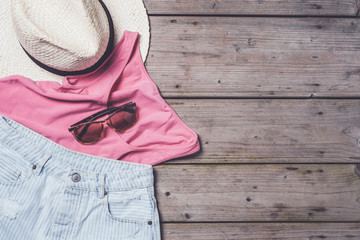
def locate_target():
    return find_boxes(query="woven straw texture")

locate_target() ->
[0,0,150,83]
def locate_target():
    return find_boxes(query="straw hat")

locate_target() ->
[0,0,150,83]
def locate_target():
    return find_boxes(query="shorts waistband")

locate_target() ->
[0,116,153,192]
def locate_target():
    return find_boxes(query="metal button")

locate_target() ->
[148,221,152,225]
[71,173,81,182]
[32,165,37,170]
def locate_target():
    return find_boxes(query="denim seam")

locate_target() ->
[0,135,50,168]
[69,184,153,192]
[102,196,152,225]
[0,116,152,167]
[0,167,34,186]
[65,165,152,175]
[2,117,152,167]
[47,183,68,238]
[68,188,84,240]
[147,185,158,240]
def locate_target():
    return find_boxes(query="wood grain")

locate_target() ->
[144,0,358,16]
[146,17,360,98]
[154,164,360,221]
[161,223,360,240]
[166,99,360,163]
[142,1,360,237]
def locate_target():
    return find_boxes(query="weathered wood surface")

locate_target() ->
[154,164,360,221]
[144,0,359,16]
[146,17,360,98]
[143,1,360,239]
[166,99,360,163]
[162,223,360,240]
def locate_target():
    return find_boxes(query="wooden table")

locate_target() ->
[143,1,360,239]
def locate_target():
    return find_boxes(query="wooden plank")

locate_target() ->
[154,164,360,221]
[146,17,360,98]
[144,0,358,16]
[162,223,360,240]
[166,99,360,163]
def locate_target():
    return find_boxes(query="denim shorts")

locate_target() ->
[0,116,161,240]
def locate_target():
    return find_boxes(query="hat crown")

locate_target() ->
[11,0,110,73]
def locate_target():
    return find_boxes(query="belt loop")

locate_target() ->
[32,153,52,176]
[98,174,106,199]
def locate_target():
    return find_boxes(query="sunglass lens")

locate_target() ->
[72,122,103,144]
[108,110,137,132]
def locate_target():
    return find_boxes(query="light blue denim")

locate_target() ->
[0,116,161,240]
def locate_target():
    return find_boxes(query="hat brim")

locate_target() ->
[0,0,150,83]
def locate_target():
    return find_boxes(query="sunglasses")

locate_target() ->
[68,102,137,145]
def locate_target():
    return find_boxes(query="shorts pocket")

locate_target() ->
[0,143,32,185]
[104,187,154,224]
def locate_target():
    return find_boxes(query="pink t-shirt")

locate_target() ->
[0,31,200,165]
